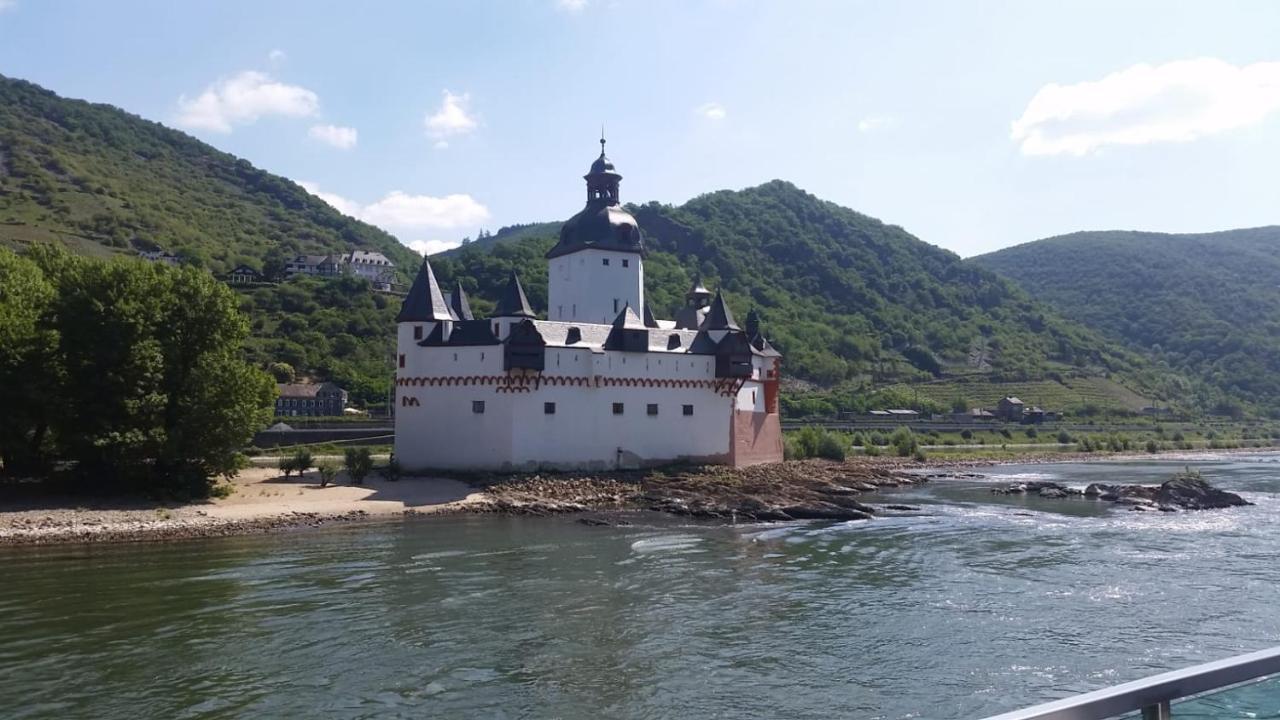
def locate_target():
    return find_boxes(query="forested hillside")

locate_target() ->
[975,227,1280,416]
[0,75,416,274]
[430,182,1178,416]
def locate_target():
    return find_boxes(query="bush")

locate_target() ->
[343,447,373,485]
[960,429,973,440]
[1024,427,1038,439]
[1056,430,1072,444]
[289,448,313,477]
[863,442,881,457]
[1145,439,1159,453]
[890,427,918,457]
[786,426,848,461]
[317,462,338,488]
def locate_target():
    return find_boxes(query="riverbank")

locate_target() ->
[3,447,1275,546]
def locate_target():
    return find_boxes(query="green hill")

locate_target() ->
[429,182,1177,417]
[0,74,1178,418]
[0,74,417,274]
[974,227,1280,416]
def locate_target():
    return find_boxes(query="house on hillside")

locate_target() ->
[275,382,348,417]
[345,250,396,290]
[139,250,180,266]
[995,396,1025,422]
[285,254,342,278]
[227,264,262,285]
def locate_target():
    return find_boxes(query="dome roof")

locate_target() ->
[547,203,644,259]
[589,153,617,175]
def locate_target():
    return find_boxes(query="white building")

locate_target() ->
[345,250,396,290]
[393,138,783,471]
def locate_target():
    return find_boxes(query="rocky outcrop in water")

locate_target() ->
[993,470,1250,512]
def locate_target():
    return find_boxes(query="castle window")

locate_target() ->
[472,401,486,414]
[683,404,694,416]
[647,404,659,416]
[398,354,405,368]
[414,326,423,340]
[622,259,629,268]
[602,258,610,266]
[612,402,624,415]
[544,402,556,415]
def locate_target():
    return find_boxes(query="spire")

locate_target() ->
[450,281,474,321]
[686,274,713,304]
[611,302,645,330]
[396,258,454,322]
[745,308,761,337]
[493,271,535,318]
[642,303,660,329]
[699,289,740,331]
[585,134,621,205]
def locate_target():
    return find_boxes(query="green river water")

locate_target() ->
[3,454,1280,719]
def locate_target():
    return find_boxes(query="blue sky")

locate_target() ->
[2,1,1278,257]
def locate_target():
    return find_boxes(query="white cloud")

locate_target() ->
[308,123,358,149]
[556,0,588,12]
[425,90,477,140]
[696,102,727,120]
[299,182,490,254]
[268,49,287,63]
[857,115,893,132]
[0,0,17,13]
[1012,57,1280,156]
[433,140,450,150]
[176,71,319,133]
[406,239,463,256]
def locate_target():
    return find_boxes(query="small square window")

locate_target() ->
[472,401,485,414]
[413,326,423,340]
[612,402,624,415]
[602,258,610,266]
[647,403,659,416]
[544,402,556,415]
[682,404,694,416]
[622,259,629,268]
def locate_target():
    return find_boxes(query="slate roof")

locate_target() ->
[611,303,646,330]
[493,272,536,318]
[397,259,456,322]
[450,282,474,321]
[642,303,660,329]
[699,290,740,331]
[277,382,343,398]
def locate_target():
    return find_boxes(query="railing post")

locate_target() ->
[1141,700,1171,720]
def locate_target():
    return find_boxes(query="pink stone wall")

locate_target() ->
[730,409,783,467]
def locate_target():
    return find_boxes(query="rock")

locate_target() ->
[779,503,874,522]
[1155,474,1251,510]
[1114,496,1155,507]
[1038,487,1068,499]
[992,483,1027,495]
[880,504,921,512]
[1084,483,1105,498]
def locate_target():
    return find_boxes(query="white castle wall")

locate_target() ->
[547,248,644,324]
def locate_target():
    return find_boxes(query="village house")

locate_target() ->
[285,254,342,278]
[345,250,397,290]
[138,249,180,266]
[275,382,348,417]
[227,264,262,285]
[995,396,1026,422]
[393,137,784,471]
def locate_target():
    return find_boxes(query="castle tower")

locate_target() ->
[545,135,645,325]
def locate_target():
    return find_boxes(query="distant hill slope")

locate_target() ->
[429,181,1174,416]
[974,227,1280,415]
[0,75,417,274]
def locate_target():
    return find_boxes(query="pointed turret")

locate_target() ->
[699,290,740,331]
[744,308,761,338]
[450,281,474,321]
[397,258,454,322]
[604,302,648,352]
[493,271,535,318]
[642,303,660,329]
[611,302,645,329]
[686,274,713,304]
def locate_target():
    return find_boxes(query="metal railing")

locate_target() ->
[980,645,1280,720]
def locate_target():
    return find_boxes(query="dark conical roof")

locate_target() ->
[493,271,535,318]
[546,135,644,259]
[687,274,713,300]
[450,282,474,321]
[642,303,660,328]
[699,290,739,331]
[611,302,646,330]
[744,308,761,337]
[397,259,454,322]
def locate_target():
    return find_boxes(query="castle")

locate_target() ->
[393,139,783,471]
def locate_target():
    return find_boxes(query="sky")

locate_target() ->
[2,0,1279,258]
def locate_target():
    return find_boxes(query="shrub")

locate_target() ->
[343,447,374,485]
[960,429,973,440]
[1024,427,1038,439]
[863,442,881,457]
[999,428,1012,439]
[890,427,918,457]
[1145,439,1159,453]
[1056,430,1072,444]
[816,433,847,461]
[290,449,313,477]
[317,462,338,488]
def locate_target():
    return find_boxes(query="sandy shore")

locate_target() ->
[3,447,1275,547]
[0,468,484,546]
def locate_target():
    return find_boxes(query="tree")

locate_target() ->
[268,362,296,383]
[9,247,275,495]
[0,250,58,475]
[343,447,373,485]
[288,448,313,477]
[317,462,338,488]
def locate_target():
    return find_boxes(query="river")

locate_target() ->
[3,453,1280,719]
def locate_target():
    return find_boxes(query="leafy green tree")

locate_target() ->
[267,362,296,383]
[343,447,373,485]
[317,461,338,488]
[0,250,58,474]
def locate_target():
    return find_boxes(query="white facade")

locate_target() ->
[548,248,644,324]
[392,140,783,472]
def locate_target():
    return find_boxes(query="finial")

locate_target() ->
[600,125,606,155]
